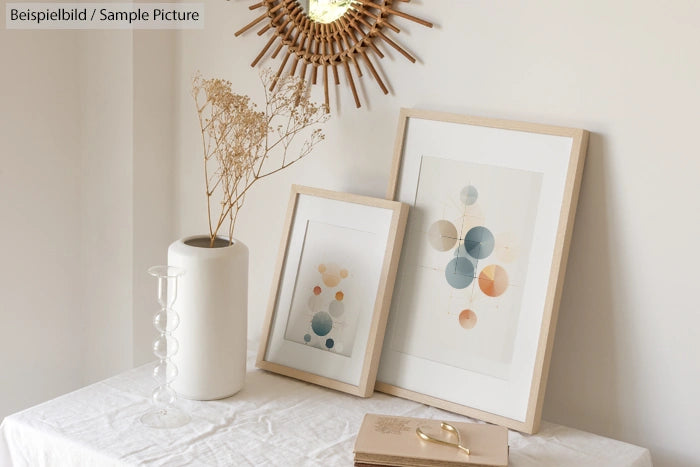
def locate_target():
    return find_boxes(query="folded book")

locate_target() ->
[353,414,508,467]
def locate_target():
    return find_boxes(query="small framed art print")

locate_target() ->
[258,185,408,397]
[375,109,589,433]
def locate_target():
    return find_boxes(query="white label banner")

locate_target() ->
[6,3,204,29]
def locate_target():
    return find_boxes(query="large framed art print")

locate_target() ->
[376,109,589,433]
[258,185,408,397]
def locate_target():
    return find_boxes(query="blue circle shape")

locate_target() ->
[464,226,495,259]
[460,185,478,205]
[445,257,475,289]
[325,338,335,349]
[454,243,467,258]
[303,333,311,343]
[311,311,333,336]
[329,300,345,318]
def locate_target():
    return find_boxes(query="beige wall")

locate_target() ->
[173,1,700,466]
[0,28,84,417]
[132,30,177,366]
[0,25,174,417]
[79,30,135,383]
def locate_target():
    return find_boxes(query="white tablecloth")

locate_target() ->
[1,344,652,467]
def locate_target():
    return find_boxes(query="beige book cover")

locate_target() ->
[353,414,508,467]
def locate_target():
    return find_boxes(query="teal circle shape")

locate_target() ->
[303,333,311,343]
[460,185,478,205]
[311,311,333,336]
[325,338,335,349]
[464,226,495,259]
[454,243,467,258]
[445,257,475,289]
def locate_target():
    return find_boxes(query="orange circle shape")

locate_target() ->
[322,274,341,288]
[458,309,477,329]
[478,265,508,297]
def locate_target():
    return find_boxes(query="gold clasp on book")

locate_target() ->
[416,422,471,456]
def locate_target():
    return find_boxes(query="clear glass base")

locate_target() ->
[140,407,191,429]
[142,265,189,429]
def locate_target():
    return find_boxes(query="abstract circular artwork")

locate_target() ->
[311,311,333,336]
[428,220,458,251]
[329,299,345,318]
[458,309,478,329]
[460,185,478,206]
[463,226,495,260]
[478,265,509,297]
[495,231,519,263]
[445,257,475,289]
[298,262,352,354]
[425,184,513,330]
[318,263,348,287]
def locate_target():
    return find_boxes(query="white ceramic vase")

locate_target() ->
[167,235,248,400]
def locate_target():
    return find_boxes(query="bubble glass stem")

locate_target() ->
[140,265,190,428]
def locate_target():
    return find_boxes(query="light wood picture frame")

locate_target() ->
[258,185,408,396]
[376,108,589,433]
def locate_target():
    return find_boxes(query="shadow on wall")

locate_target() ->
[543,132,626,438]
[533,130,694,467]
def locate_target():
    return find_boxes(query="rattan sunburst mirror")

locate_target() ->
[235,0,433,110]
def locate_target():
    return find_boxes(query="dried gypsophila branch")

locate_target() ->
[193,69,329,247]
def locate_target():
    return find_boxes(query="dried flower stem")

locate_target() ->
[193,69,329,247]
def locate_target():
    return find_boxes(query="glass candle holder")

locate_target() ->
[140,265,190,428]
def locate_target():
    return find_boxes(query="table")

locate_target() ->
[1,343,653,467]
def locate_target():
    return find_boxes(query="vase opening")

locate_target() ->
[184,237,233,248]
